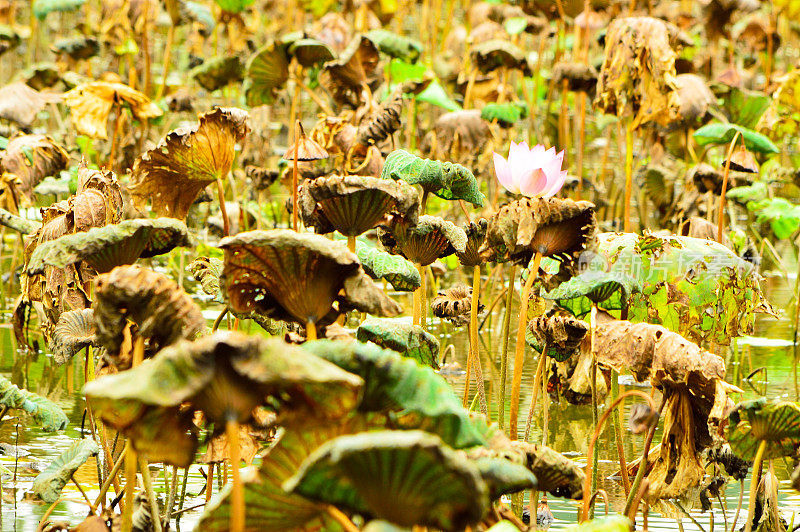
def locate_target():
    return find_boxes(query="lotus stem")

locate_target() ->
[732,478,744,532]
[139,458,163,532]
[107,106,123,171]
[212,308,229,332]
[463,67,478,110]
[498,264,516,430]
[156,23,176,101]
[420,265,428,329]
[623,120,634,232]
[744,439,767,532]
[469,265,488,415]
[623,397,666,519]
[121,444,138,532]
[227,419,245,532]
[306,321,317,341]
[205,462,215,503]
[347,236,356,253]
[589,305,599,519]
[626,478,650,523]
[175,467,190,526]
[216,178,231,237]
[611,370,631,495]
[295,75,334,116]
[509,252,542,439]
[717,131,742,243]
[291,122,300,232]
[326,506,360,532]
[71,474,96,513]
[580,389,656,521]
[95,440,130,509]
[523,343,547,442]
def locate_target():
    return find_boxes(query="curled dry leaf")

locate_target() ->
[92,264,205,363]
[527,315,588,362]
[356,87,404,146]
[0,134,69,203]
[298,174,419,236]
[595,17,679,129]
[61,81,163,139]
[432,284,483,326]
[509,441,585,500]
[220,229,401,327]
[552,62,599,93]
[480,197,597,267]
[321,35,381,108]
[421,110,491,169]
[456,218,488,267]
[0,82,61,127]
[378,214,468,266]
[50,308,97,365]
[129,107,250,219]
[668,73,716,128]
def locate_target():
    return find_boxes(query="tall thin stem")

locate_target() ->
[216,178,230,237]
[498,264,516,430]
[508,252,542,439]
[744,439,767,532]
[227,419,244,532]
[139,458,163,532]
[306,321,317,341]
[717,131,742,243]
[291,123,300,232]
[121,444,137,532]
[623,397,666,519]
[623,120,635,232]
[590,305,599,518]
[468,265,487,415]
[347,235,356,253]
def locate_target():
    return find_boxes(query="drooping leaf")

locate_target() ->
[357,318,440,368]
[32,439,98,503]
[214,0,255,13]
[244,42,291,106]
[510,441,585,499]
[287,38,336,67]
[0,375,68,432]
[320,36,381,108]
[381,149,485,206]
[542,270,641,316]
[480,102,528,127]
[50,308,97,365]
[301,340,487,449]
[0,82,60,127]
[128,107,250,219]
[26,218,192,274]
[355,242,421,291]
[365,30,423,62]
[526,315,589,362]
[431,284,481,326]
[191,55,245,91]
[470,40,528,73]
[33,0,86,19]
[61,81,162,139]
[472,456,538,499]
[1,134,69,202]
[378,214,468,266]
[693,122,779,154]
[284,430,489,530]
[723,87,771,129]
[727,398,800,460]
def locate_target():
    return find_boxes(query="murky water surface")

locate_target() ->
[0,254,797,531]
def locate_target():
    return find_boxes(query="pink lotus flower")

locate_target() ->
[493,142,567,198]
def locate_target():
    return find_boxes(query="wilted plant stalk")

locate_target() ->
[498,264,517,430]
[717,131,742,243]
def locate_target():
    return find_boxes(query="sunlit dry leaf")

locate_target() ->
[320,35,381,108]
[0,134,69,202]
[0,82,61,127]
[61,81,162,139]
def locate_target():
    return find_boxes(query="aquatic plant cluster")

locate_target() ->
[0,0,798,531]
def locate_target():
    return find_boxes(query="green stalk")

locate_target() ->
[744,440,767,532]
[498,264,517,430]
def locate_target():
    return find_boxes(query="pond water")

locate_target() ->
[0,248,797,531]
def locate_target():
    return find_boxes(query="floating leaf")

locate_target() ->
[285,430,489,530]
[727,398,800,460]
[693,122,779,154]
[129,107,250,219]
[0,375,68,432]
[357,318,440,368]
[27,218,192,274]
[32,439,98,503]
[302,340,487,448]
[381,150,485,206]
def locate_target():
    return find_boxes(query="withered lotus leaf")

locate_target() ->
[456,218,488,267]
[0,82,61,127]
[480,197,596,266]
[61,81,163,139]
[320,35,381,108]
[526,315,588,362]
[552,62,599,93]
[509,442,585,500]
[299,174,420,236]
[595,17,679,129]
[0,208,41,234]
[128,107,250,219]
[378,215,467,266]
[356,87,404,146]
[668,73,716,128]
[727,398,800,461]
[0,134,69,203]
[220,229,401,326]
[188,256,224,301]
[432,285,483,326]
[84,332,363,465]
[470,39,529,74]
[356,318,440,369]
[92,264,205,359]
[50,308,97,365]
[27,218,192,275]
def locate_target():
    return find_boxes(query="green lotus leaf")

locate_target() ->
[184,1,215,29]
[191,55,245,92]
[33,0,86,19]
[85,332,363,466]
[378,214,467,266]
[214,0,255,13]
[302,340,487,449]
[0,208,40,234]
[0,375,68,432]
[693,122,779,154]
[27,218,192,274]
[365,30,424,62]
[721,87,771,129]
[52,36,99,60]
[32,438,99,503]
[245,42,291,106]
[357,318,440,368]
[727,181,768,203]
[288,38,335,67]
[747,197,800,240]
[355,242,421,291]
[50,308,97,365]
[284,430,489,530]
[510,441,585,499]
[381,149,485,206]
[480,102,528,127]
[727,398,800,460]
[564,515,633,531]
[472,456,538,499]
[200,421,375,531]
[542,270,641,316]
